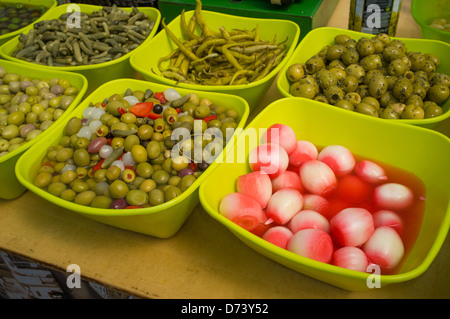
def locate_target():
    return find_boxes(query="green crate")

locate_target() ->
[158,0,339,41]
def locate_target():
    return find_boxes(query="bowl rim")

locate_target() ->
[0,0,58,42]
[276,26,450,126]
[411,0,450,40]
[199,96,450,287]
[16,78,250,217]
[0,59,88,165]
[130,9,300,92]
[0,3,161,71]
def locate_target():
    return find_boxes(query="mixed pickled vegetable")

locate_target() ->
[33,87,240,209]
[0,65,79,158]
[0,2,48,35]
[286,33,449,119]
[158,0,287,85]
[12,5,155,66]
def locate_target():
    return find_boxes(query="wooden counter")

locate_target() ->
[1,0,449,299]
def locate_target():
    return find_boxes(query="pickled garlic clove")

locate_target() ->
[262,123,298,155]
[330,207,374,247]
[354,160,388,184]
[332,246,369,272]
[236,171,272,208]
[262,226,293,249]
[249,143,289,179]
[363,226,405,271]
[302,194,331,217]
[318,145,356,177]
[287,228,334,263]
[266,188,303,225]
[271,170,304,193]
[372,210,404,236]
[373,183,414,210]
[299,160,337,196]
[219,192,266,231]
[289,140,318,167]
[289,209,330,234]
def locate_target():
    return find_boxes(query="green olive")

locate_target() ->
[401,104,425,119]
[346,64,366,84]
[344,92,362,106]
[326,44,346,61]
[341,49,359,65]
[304,55,325,74]
[424,104,443,118]
[340,75,359,93]
[356,38,375,57]
[360,54,382,71]
[64,117,82,136]
[152,169,170,185]
[316,69,337,90]
[91,196,113,208]
[148,188,165,206]
[286,63,305,82]
[355,103,379,117]
[380,107,400,119]
[109,180,129,199]
[146,140,161,160]
[179,174,196,192]
[427,84,450,104]
[48,182,67,197]
[290,83,316,99]
[34,171,53,188]
[392,77,413,100]
[335,99,355,111]
[164,186,182,202]
[324,85,344,104]
[368,74,388,99]
[74,190,96,206]
[73,148,90,167]
[126,189,148,206]
[361,96,380,110]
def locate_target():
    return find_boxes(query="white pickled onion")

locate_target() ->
[164,88,182,101]
[99,145,113,158]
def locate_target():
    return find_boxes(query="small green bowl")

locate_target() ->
[0,59,88,200]
[16,78,249,238]
[276,27,450,129]
[199,97,450,291]
[0,0,57,47]
[130,9,300,110]
[412,0,450,44]
[0,3,161,94]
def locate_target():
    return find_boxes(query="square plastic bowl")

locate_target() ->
[199,97,450,291]
[276,27,450,129]
[130,9,300,110]
[0,3,161,94]
[411,0,450,44]
[0,0,57,47]
[15,79,249,238]
[0,59,88,200]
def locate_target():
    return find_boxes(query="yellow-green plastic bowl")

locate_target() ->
[199,97,450,291]
[15,78,249,238]
[412,0,450,43]
[0,0,57,47]
[276,27,450,129]
[0,3,161,94]
[130,10,300,110]
[0,59,88,200]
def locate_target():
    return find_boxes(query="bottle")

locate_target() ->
[349,0,403,36]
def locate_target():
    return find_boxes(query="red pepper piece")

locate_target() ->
[41,162,54,168]
[154,92,167,104]
[130,102,154,117]
[189,162,197,171]
[203,115,218,123]
[147,112,162,120]
[125,206,142,209]
[118,107,126,115]
[92,158,105,171]
[176,108,181,114]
